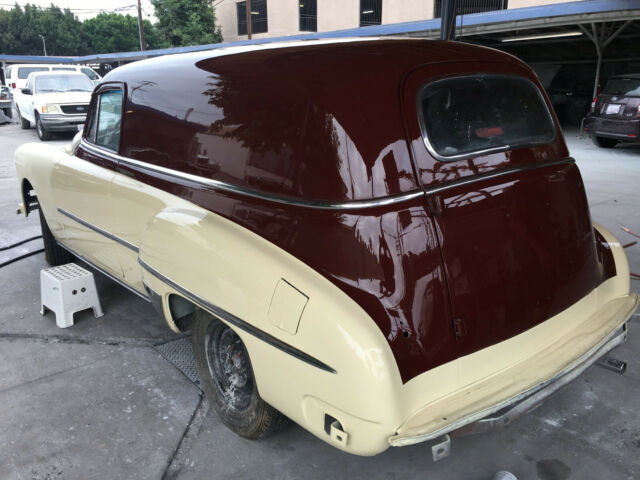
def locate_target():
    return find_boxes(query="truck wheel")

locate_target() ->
[192,308,289,439]
[35,113,51,141]
[18,108,30,129]
[38,207,74,266]
[592,136,618,148]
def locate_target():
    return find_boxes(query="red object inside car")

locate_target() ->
[475,126,504,137]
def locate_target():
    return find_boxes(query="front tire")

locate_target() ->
[35,113,51,141]
[592,136,618,148]
[18,108,30,129]
[38,207,74,266]
[192,309,289,439]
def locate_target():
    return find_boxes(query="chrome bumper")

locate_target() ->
[390,322,629,447]
[40,114,86,130]
[449,323,627,437]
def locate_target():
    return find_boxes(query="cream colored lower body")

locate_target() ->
[142,214,636,456]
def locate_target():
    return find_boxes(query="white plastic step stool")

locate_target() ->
[40,263,104,328]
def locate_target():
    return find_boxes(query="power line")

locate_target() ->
[0,2,139,14]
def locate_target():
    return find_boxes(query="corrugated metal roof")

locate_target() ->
[0,0,636,65]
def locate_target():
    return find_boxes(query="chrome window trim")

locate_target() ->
[422,158,575,195]
[79,139,425,211]
[56,240,149,302]
[83,83,124,153]
[80,140,574,209]
[57,207,139,252]
[138,257,337,374]
[416,74,557,163]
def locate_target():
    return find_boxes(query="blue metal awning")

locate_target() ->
[0,0,637,65]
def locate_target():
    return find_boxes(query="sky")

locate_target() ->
[0,1,157,21]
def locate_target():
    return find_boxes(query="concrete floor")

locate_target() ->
[0,117,639,480]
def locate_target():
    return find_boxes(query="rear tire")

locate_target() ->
[192,309,289,439]
[18,108,30,129]
[35,113,51,141]
[592,136,618,148]
[38,207,74,266]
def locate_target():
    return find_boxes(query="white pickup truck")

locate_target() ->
[17,71,94,140]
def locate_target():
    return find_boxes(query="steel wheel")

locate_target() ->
[191,309,290,439]
[205,322,254,412]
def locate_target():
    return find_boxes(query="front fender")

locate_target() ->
[14,142,69,221]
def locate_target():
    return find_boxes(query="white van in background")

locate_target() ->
[3,64,101,94]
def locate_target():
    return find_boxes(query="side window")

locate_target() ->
[85,88,123,152]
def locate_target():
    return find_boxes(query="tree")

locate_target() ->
[150,0,223,47]
[81,13,168,54]
[0,3,85,55]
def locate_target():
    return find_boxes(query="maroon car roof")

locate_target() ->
[106,39,528,203]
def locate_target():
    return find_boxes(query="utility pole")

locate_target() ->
[137,0,146,51]
[38,34,47,56]
[245,0,252,39]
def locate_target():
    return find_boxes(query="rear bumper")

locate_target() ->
[451,324,627,438]
[390,307,634,447]
[584,115,640,140]
[39,114,86,131]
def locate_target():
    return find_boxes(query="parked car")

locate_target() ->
[3,63,101,95]
[585,73,640,147]
[548,66,593,126]
[14,39,637,457]
[16,71,93,140]
[0,85,13,121]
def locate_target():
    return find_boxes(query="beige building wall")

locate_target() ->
[217,0,573,43]
[317,0,360,32]
[382,0,434,24]
[510,0,569,7]
[217,0,300,43]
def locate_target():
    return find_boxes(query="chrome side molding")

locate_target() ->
[57,207,139,252]
[56,240,150,302]
[138,257,338,374]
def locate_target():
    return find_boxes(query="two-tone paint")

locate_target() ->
[15,38,637,455]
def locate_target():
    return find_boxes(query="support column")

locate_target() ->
[579,20,631,99]
[440,0,458,41]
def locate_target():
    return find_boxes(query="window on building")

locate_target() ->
[360,0,382,27]
[434,0,508,17]
[237,0,268,36]
[299,0,317,32]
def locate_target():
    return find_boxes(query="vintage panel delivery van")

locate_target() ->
[14,38,638,456]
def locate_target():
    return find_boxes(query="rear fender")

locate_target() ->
[138,205,405,455]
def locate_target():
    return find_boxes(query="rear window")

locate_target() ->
[18,67,49,79]
[603,78,640,97]
[52,67,76,72]
[419,75,555,161]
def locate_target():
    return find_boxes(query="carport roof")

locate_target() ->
[0,0,638,65]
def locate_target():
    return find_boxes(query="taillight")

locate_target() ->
[11,83,16,89]
[590,97,597,113]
